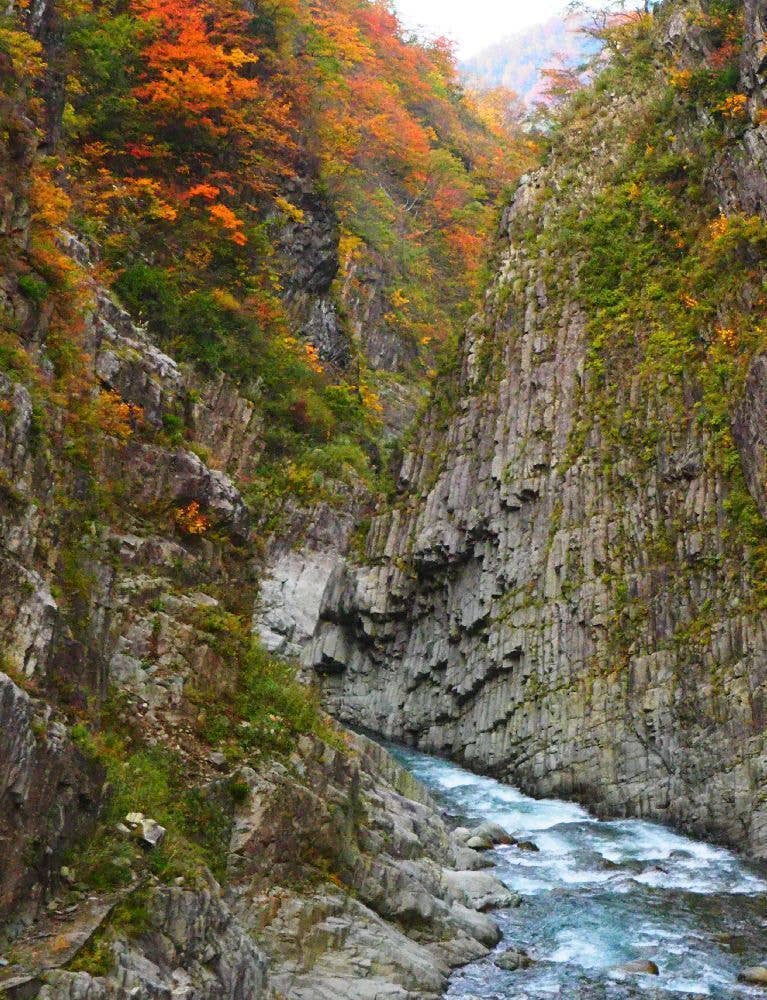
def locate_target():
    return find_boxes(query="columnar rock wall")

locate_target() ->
[309,0,767,857]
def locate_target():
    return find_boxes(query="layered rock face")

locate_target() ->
[309,0,767,857]
[0,250,507,993]
[0,92,503,998]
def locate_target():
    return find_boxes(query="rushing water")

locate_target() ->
[388,743,767,999]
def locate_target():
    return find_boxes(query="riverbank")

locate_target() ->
[389,744,767,999]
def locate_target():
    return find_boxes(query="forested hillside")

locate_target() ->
[462,14,598,105]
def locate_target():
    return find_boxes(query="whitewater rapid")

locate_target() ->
[389,744,767,999]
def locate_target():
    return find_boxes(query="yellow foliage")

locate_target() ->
[716,326,738,350]
[716,93,748,119]
[707,214,730,241]
[94,390,143,441]
[338,232,363,266]
[668,67,692,90]
[0,26,44,76]
[274,196,305,224]
[211,288,241,311]
[359,383,383,415]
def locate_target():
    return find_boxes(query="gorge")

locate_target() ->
[2,0,767,996]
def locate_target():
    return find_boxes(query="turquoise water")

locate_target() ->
[389,743,767,999]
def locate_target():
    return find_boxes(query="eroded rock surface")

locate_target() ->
[308,1,767,858]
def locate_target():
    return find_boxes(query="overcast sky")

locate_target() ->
[393,0,569,58]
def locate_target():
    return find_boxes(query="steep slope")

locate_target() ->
[309,0,767,857]
[0,0,524,992]
[462,15,599,106]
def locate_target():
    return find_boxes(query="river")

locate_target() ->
[389,743,767,999]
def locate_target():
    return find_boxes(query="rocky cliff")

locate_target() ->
[0,97,507,976]
[0,0,521,992]
[309,0,767,858]
[0,218,508,999]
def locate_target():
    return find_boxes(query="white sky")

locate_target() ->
[393,0,569,58]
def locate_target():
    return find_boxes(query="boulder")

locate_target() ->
[494,947,534,971]
[472,822,514,845]
[467,835,493,850]
[453,847,495,871]
[125,812,166,848]
[618,959,660,976]
[442,870,520,912]
[739,967,767,987]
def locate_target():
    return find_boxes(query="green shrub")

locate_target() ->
[114,264,181,338]
[18,273,49,305]
[67,735,233,889]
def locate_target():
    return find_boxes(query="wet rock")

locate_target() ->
[473,822,514,844]
[739,966,767,986]
[618,959,660,976]
[467,834,494,849]
[494,947,534,971]
[442,870,520,912]
[464,821,515,851]
[453,846,495,871]
[516,840,540,853]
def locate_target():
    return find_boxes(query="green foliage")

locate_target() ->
[17,273,49,305]
[69,728,233,889]
[67,889,151,977]
[535,0,767,603]
[114,264,180,336]
[184,610,341,758]
[303,437,372,483]
[67,935,114,976]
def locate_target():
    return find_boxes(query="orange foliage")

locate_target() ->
[707,214,730,242]
[208,203,247,245]
[716,326,738,350]
[304,343,324,375]
[669,67,693,90]
[716,94,749,119]
[174,501,211,535]
[60,0,530,371]
[186,183,221,201]
[94,390,144,441]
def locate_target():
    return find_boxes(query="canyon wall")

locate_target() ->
[309,0,767,857]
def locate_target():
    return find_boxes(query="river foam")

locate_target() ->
[389,743,767,999]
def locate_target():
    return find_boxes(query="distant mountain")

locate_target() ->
[462,14,600,105]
